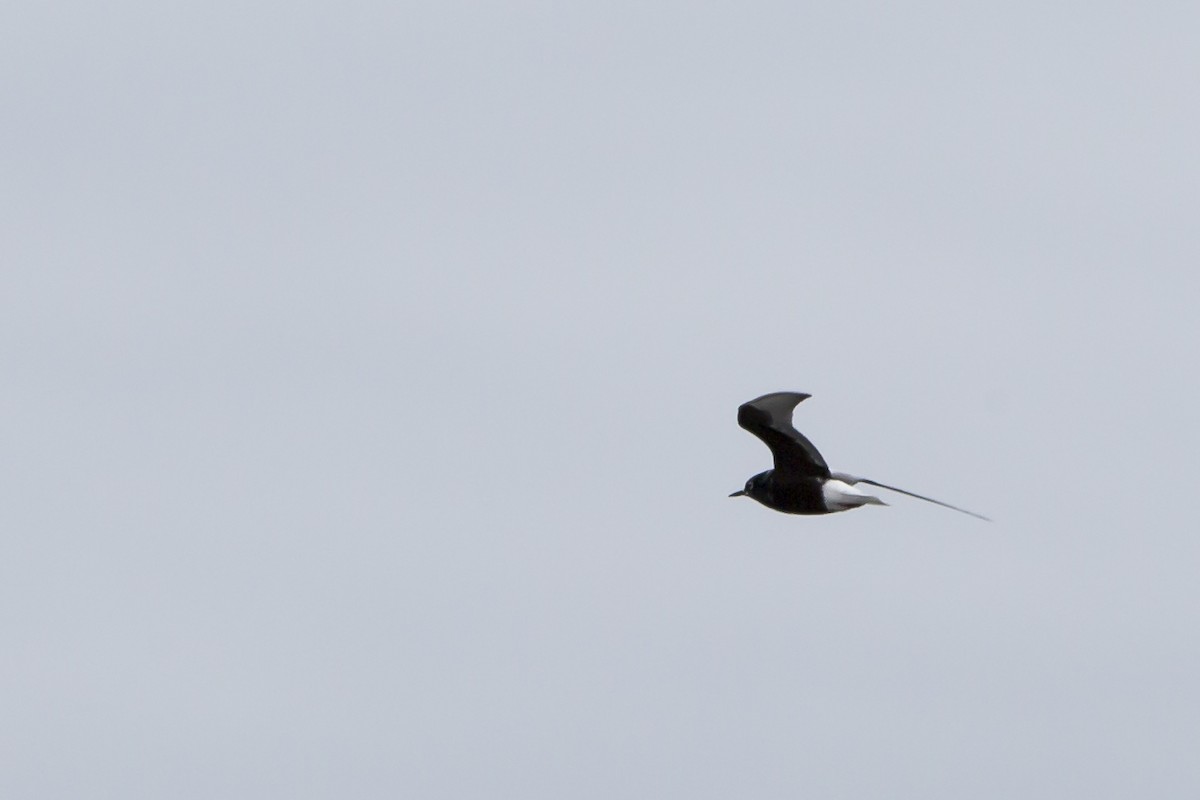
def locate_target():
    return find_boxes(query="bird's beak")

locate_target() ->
[729,490,746,498]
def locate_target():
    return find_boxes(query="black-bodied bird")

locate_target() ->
[731,391,988,520]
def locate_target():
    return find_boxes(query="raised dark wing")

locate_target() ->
[737,392,830,478]
[830,472,991,521]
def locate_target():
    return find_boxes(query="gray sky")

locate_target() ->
[3,1,1199,797]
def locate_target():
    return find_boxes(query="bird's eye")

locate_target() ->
[745,480,754,493]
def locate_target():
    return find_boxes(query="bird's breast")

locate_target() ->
[759,475,827,515]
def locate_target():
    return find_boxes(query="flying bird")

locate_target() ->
[731,392,989,521]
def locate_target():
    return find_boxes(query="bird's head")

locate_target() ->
[729,470,772,501]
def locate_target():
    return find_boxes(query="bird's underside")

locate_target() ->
[734,391,989,521]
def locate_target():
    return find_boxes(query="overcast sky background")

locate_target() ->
[3,1,1199,797]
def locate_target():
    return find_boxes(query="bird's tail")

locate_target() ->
[822,479,888,511]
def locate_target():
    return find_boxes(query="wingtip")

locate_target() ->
[742,390,811,405]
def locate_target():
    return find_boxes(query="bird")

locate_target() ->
[730,391,989,521]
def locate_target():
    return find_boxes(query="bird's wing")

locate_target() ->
[737,392,830,478]
[830,472,990,521]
